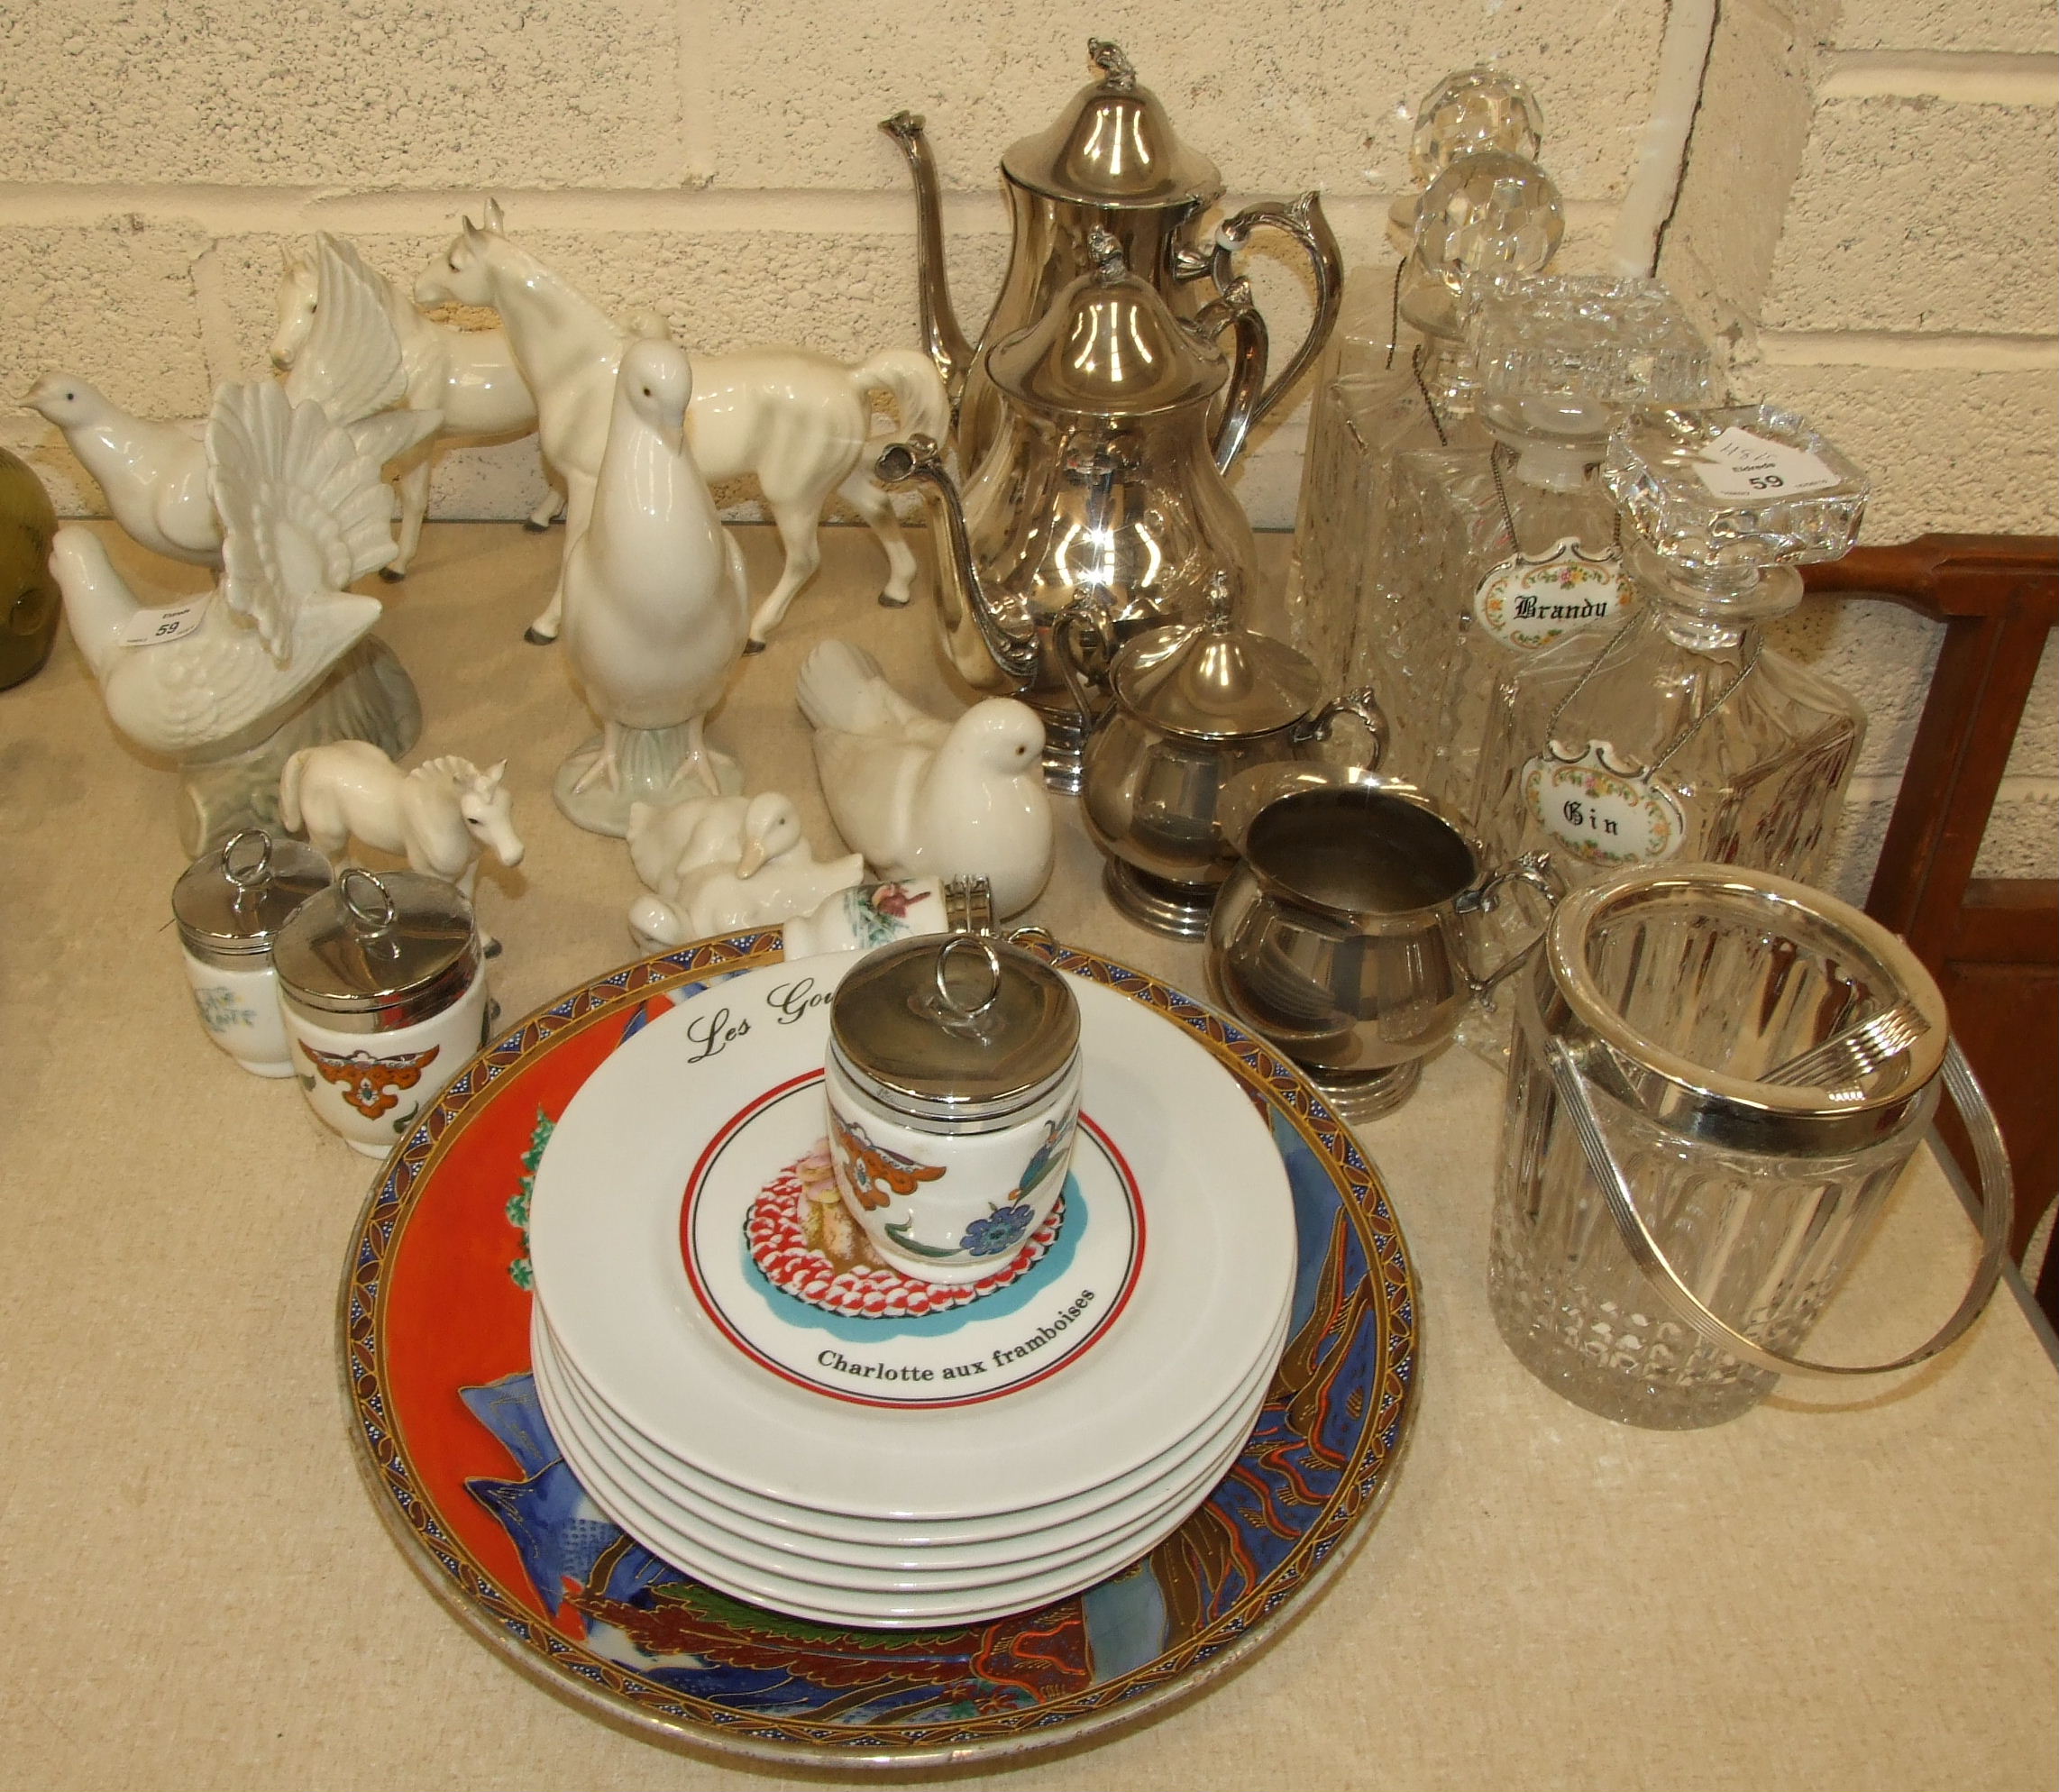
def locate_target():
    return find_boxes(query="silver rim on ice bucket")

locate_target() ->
[1523,864,2011,1381]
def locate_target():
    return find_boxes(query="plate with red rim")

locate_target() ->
[526,953,1297,1523]
[341,933,1420,1770]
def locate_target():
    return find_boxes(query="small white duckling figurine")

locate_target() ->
[555,339,749,837]
[626,790,802,896]
[625,788,862,950]
[795,639,1054,918]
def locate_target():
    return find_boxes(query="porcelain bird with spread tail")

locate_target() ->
[795,638,1052,917]
[555,338,749,831]
[49,379,409,758]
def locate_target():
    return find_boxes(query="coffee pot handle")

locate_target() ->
[1452,852,1564,996]
[1209,191,1343,458]
[1540,1028,2010,1380]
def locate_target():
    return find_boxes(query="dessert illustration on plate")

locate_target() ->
[746,1137,1064,1320]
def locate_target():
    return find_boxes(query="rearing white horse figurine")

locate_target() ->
[413,200,947,649]
[279,741,526,944]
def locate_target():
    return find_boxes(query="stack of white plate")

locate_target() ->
[526,953,1296,1629]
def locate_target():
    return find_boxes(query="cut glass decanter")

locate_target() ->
[1376,275,1717,805]
[1286,151,1562,686]
[1460,404,1871,1062]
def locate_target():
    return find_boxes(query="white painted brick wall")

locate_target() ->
[1,0,2051,890]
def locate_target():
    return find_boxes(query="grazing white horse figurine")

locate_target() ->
[271,231,575,577]
[413,200,947,648]
[279,741,525,942]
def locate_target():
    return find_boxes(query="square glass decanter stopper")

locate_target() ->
[1475,275,1719,441]
[1604,404,1869,581]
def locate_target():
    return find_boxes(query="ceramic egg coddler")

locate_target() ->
[272,868,490,1157]
[825,933,1080,1285]
[173,827,334,1076]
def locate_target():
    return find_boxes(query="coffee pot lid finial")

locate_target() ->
[1002,39,1222,209]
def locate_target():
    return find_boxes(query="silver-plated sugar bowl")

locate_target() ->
[1075,578,1383,937]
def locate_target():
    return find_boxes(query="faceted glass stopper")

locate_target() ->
[1477,275,1719,440]
[1605,405,1869,581]
[1408,66,1545,187]
[1401,150,1563,337]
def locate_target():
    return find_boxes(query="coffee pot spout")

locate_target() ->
[878,114,977,404]
[874,438,1041,689]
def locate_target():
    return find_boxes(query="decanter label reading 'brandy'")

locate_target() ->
[1522,744,1686,867]
[1473,539,1626,651]
[1692,427,1841,502]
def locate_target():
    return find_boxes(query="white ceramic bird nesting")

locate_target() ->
[280,740,524,939]
[552,339,751,837]
[795,639,1054,918]
[49,379,419,761]
[625,788,864,949]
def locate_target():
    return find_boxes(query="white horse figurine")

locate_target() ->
[413,200,947,648]
[270,233,555,579]
[279,741,525,943]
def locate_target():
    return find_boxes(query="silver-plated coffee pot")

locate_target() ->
[881,38,1341,475]
[876,233,1266,791]
[1073,577,1384,937]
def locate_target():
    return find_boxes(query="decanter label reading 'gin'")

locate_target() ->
[1522,743,1686,867]
[1473,539,1626,651]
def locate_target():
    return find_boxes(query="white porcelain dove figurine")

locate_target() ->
[554,339,749,836]
[25,375,218,564]
[26,364,433,573]
[795,639,1053,918]
[49,379,408,758]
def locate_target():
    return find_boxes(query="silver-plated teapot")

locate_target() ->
[1074,577,1384,937]
[876,233,1267,791]
[881,38,1341,475]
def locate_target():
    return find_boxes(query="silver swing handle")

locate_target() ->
[1540,1027,2011,1380]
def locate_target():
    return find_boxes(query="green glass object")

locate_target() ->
[0,447,61,690]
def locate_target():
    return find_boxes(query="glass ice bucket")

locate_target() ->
[1488,864,2009,1429]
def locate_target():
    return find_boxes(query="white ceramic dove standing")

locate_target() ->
[554,339,749,836]
[795,639,1053,918]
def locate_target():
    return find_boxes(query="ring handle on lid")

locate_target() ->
[220,828,274,890]
[932,933,1004,1021]
[339,867,398,935]
[1536,1019,2010,1379]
